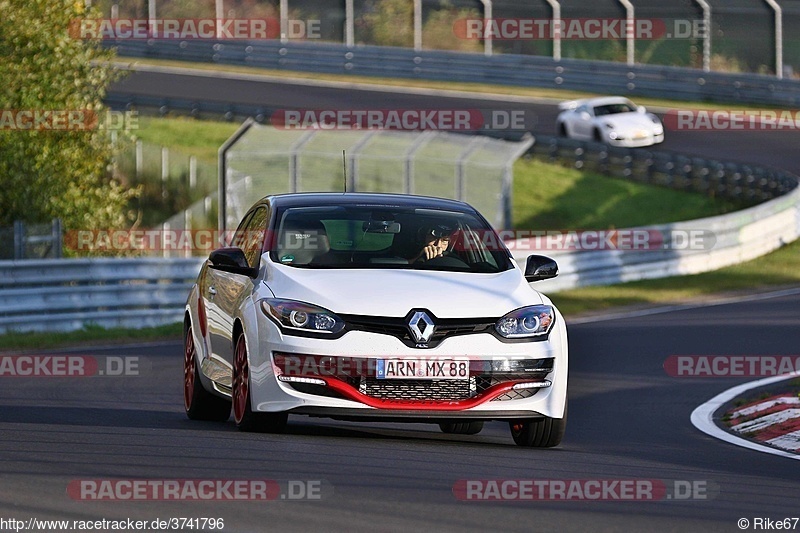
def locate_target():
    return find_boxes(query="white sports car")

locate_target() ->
[556,96,664,147]
[183,193,568,447]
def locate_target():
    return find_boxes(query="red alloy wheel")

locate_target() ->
[233,334,249,424]
[183,327,196,412]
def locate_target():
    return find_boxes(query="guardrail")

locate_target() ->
[518,134,800,291]
[108,39,800,107]
[525,182,800,293]
[0,258,203,333]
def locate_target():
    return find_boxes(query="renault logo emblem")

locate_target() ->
[408,311,435,344]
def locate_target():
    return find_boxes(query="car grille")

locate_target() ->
[340,314,495,348]
[359,377,476,401]
[276,355,554,403]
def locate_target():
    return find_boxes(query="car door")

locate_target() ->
[203,209,254,382]
[572,104,594,139]
[207,205,269,371]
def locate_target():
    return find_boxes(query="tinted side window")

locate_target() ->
[242,207,269,268]
[231,211,254,249]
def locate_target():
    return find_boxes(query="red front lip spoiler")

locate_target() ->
[287,376,546,411]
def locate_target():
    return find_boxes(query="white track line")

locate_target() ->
[691,373,800,460]
[569,286,800,325]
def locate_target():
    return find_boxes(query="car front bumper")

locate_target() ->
[246,311,568,420]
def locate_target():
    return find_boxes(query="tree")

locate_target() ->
[0,0,136,231]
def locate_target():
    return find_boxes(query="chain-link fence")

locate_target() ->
[219,122,533,230]
[0,220,63,260]
[113,138,217,227]
[155,123,533,257]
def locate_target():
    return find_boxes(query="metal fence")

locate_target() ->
[106,39,800,107]
[154,124,534,249]
[220,122,534,230]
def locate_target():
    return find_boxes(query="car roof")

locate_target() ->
[261,192,476,212]
[583,96,635,108]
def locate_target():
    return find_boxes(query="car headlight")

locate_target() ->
[495,305,555,339]
[261,299,345,336]
[604,123,615,129]
[647,113,661,124]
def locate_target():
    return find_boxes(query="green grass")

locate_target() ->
[549,239,800,316]
[512,158,743,230]
[132,116,240,165]
[0,323,183,352]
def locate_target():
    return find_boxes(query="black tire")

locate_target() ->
[184,325,231,421]
[233,331,288,433]
[439,421,484,435]
[557,123,568,137]
[593,128,603,143]
[509,404,567,448]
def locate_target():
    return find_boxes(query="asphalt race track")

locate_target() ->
[1,293,798,532]
[109,68,800,175]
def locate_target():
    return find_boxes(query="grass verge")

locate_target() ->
[131,116,240,165]
[0,323,182,353]
[512,158,743,230]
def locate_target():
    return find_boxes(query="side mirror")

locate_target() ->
[637,106,646,114]
[579,111,591,120]
[524,255,558,282]
[209,247,258,278]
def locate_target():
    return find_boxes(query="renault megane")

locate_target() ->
[183,193,568,447]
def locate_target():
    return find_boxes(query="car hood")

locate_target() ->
[600,112,658,131]
[262,263,543,318]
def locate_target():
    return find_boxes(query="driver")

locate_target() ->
[411,224,455,263]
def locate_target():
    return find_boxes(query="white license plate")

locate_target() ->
[376,358,469,380]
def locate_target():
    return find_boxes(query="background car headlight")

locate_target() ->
[261,299,345,335]
[495,305,555,339]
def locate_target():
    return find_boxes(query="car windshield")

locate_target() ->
[268,205,514,273]
[593,102,636,116]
